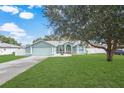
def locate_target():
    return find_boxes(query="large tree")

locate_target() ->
[43,6,124,62]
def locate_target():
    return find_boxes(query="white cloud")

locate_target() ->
[0,23,24,33]
[0,22,26,38]
[0,22,35,45]
[0,5,19,15]
[28,5,42,9]
[19,11,34,19]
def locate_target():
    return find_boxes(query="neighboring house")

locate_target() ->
[25,40,105,56]
[0,41,20,55]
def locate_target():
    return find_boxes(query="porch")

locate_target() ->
[56,44,72,54]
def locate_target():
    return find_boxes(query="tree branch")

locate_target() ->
[85,40,107,50]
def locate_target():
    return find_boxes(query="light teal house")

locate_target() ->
[26,40,86,56]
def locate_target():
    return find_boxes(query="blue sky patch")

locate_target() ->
[0,5,50,45]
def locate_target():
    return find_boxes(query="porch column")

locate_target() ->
[71,45,73,54]
[77,45,79,54]
[64,44,66,54]
[54,47,56,55]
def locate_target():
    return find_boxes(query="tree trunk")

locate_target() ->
[106,50,113,62]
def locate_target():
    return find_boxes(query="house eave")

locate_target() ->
[30,40,56,47]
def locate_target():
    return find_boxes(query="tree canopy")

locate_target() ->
[33,34,68,43]
[43,5,124,61]
[0,35,21,45]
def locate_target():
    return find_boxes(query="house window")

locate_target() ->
[56,45,64,54]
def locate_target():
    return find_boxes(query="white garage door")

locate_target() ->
[32,48,52,56]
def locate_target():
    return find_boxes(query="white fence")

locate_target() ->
[15,49,26,56]
[86,48,106,54]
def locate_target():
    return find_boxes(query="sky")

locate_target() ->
[0,5,51,45]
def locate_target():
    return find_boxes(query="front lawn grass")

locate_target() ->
[1,54,124,88]
[0,54,25,63]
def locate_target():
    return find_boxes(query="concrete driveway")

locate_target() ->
[0,56,47,86]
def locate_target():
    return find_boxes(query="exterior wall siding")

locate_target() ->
[0,48,19,55]
[72,46,77,54]
[73,45,85,55]
[78,45,85,54]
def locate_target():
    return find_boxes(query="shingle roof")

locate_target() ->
[0,42,20,48]
[45,41,81,46]
[30,40,83,47]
